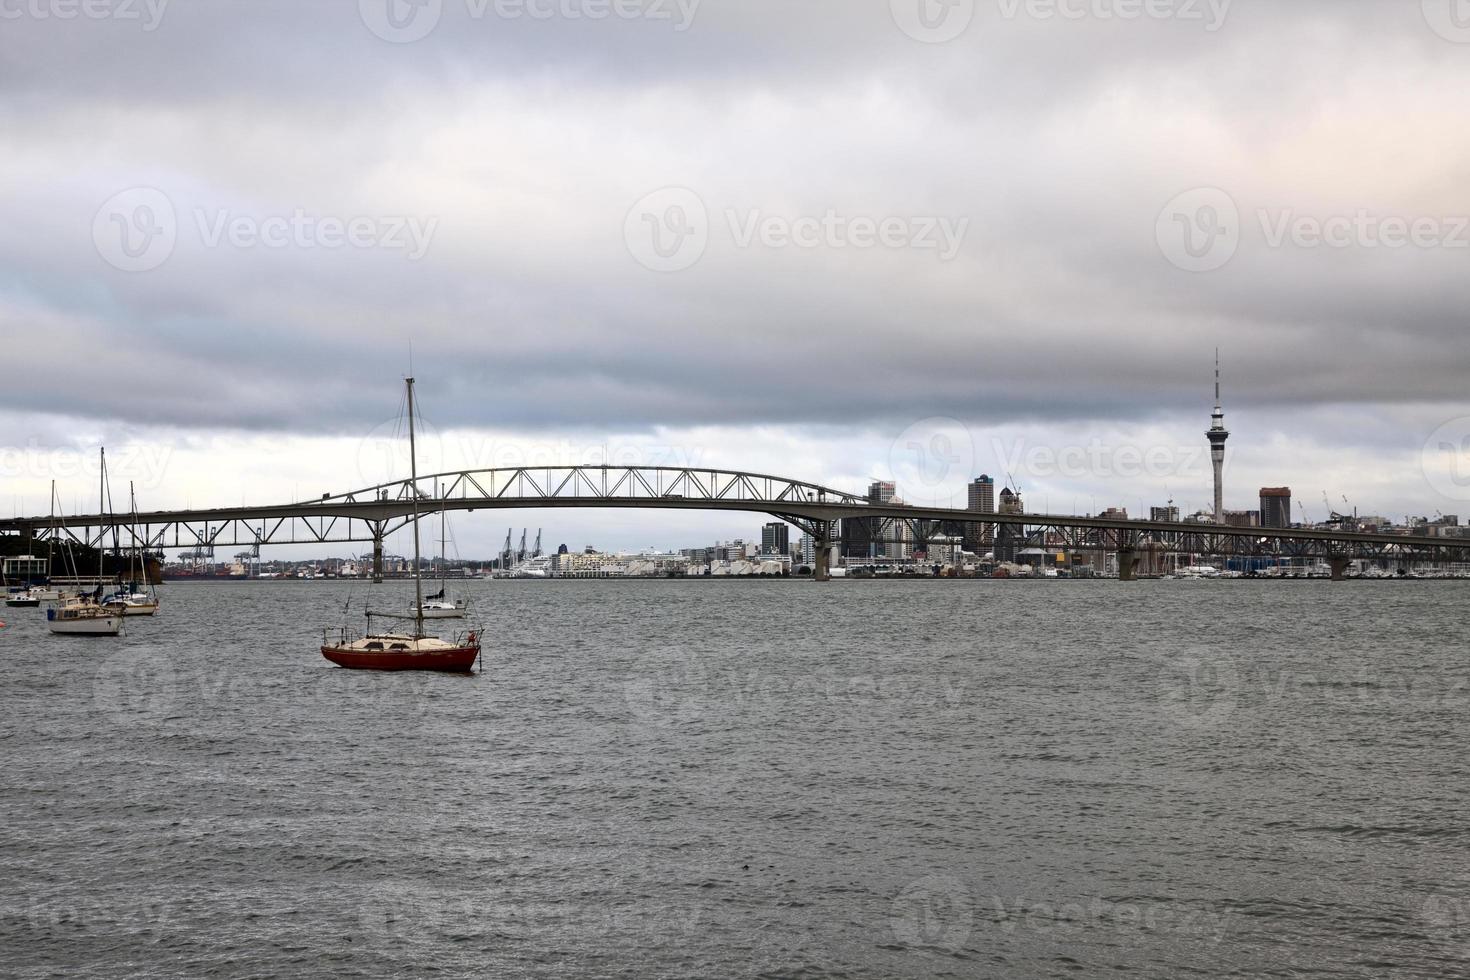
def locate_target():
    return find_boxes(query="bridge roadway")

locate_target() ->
[2,465,1467,581]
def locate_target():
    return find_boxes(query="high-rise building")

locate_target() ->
[1150,505,1180,523]
[761,522,789,555]
[994,486,1024,563]
[1206,350,1230,522]
[798,533,814,565]
[1259,487,1292,528]
[966,474,995,551]
[845,480,901,559]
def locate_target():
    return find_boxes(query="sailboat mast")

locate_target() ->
[98,448,106,584]
[406,378,425,636]
[47,480,55,578]
[440,480,447,592]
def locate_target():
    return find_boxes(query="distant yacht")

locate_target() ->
[415,486,466,619]
[102,484,160,617]
[47,451,122,637]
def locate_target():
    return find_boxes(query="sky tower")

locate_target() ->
[1206,350,1229,522]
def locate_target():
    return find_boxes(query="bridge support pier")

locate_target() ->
[1117,548,1138,582]
[372,531,384,584]
[1329,557,1350,581]
[813,536,832,582]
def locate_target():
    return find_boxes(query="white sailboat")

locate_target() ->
[415,482,466,619]
[48,451,122,637]
[102,483,160,616]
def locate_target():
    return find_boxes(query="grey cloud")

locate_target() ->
[2,0,1469,450]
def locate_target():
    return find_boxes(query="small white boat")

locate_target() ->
[416,597,467,619]
[5,590,40,607]
[102,591,160,616]
[413,492,466,618]
[45,451,125,637]
[47,597,123,636]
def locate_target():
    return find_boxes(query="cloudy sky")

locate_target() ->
[3,0,1470,556]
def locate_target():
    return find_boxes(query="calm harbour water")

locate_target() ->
[2,578,1469,978]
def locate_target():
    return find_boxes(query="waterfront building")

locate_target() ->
[1260,487,1292,528]
[761,522,790,555]
[966,474,995,551]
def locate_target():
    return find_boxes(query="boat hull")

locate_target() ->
[105,601,159,617]
[321,643,480,672]
[46,609,122,635]
[5,597,40,607]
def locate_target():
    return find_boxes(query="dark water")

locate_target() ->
[2,579,1468,978]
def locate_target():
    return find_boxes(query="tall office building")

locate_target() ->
[761,522,790,555]
[1206,351,1230,523]
[1259,487,1292,528]
[994,486,1024,563]
[1150,505,1180,523]
[846,480,903,559]
[967,474,995,551]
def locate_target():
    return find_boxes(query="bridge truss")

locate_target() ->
[3,465,1467,578]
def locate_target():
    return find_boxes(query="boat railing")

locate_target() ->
[324,626,364,647]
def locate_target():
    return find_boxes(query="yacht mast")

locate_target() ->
[406,378,425,637]
[98,448,106,585]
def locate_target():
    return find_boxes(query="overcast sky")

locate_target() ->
[3,0,1470,555]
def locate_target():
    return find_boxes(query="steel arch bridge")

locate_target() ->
[4,464,1470,581]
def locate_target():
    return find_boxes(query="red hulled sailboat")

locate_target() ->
[320,377,481,673]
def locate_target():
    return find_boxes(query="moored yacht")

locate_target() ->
[321,377,481,673]
[47,594,123,635]
[47,452,125,637]
[102,588,160,616]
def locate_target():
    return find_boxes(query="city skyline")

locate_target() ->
[5,362,1467,561]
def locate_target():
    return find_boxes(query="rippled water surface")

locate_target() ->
[3,578,1469,978]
